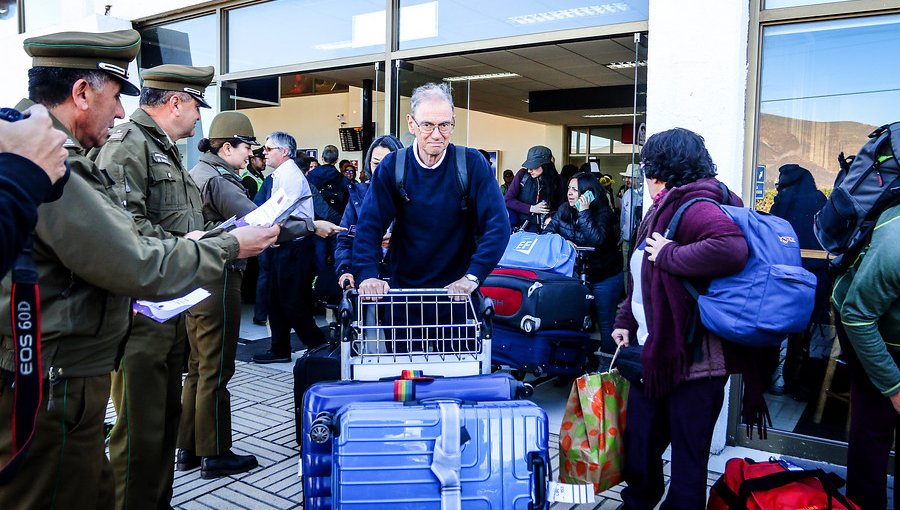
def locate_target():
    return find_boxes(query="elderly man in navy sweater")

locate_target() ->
[355,82,510,299]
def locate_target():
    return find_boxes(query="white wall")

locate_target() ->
[647,0,750,196]
[241,89,366,165]
[646,0,751,453]
[467,110,564,180]
[0,14,137,109]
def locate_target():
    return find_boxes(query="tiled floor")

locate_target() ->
[99,306,853,509]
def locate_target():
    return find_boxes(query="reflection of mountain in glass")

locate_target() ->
[758,113,877,188]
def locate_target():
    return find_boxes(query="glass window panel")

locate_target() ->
[764,0,853,9]
[570,128,588,155]
[23,0,63,32]
[399,0,648,50]
[589,127,617,154]
[228,0,385,73]
[139,15,217,70]
[749,14,900,444]
[757,15,900,205]
[0,1,18,37]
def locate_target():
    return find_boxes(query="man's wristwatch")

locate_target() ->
[463,273,480,285]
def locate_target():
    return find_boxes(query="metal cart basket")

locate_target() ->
[339,288,493,380]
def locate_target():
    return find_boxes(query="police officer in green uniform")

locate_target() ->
[91,64,217,510]
[241,146,266,200]
[0,30,279,510]
[178,112,266,479]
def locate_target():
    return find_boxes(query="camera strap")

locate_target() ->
[0,237,42,484]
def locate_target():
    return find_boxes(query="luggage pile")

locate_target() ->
[482,231,596,378]
[294,288,551,509]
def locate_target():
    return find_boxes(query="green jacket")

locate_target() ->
[832,202,900,396]
[0,100,240,379]
[91,108,209,237]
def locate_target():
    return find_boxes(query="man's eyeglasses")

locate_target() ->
[411,117,454,135]
[263,145,283,152]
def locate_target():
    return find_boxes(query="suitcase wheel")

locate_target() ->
[521,317,537,333]
[309,412,334,444]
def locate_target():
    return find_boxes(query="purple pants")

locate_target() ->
[621,376,727,510]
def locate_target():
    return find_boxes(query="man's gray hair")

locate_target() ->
[140,88,192,108]
[267,131,297,156]
[409,82,454,118]
[322,144,339,164]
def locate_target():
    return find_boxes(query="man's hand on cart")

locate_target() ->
[446,276,478,300]
[359,277,390,299]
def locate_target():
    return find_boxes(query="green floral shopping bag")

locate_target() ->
[558,348,630,494]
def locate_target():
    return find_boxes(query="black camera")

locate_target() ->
[0,107,28,123]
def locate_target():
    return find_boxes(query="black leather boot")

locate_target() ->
[175,449,200,471]
[200,450,259,479]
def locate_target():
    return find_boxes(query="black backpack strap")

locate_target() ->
[394,145,470,212]
[455,145,470,212]
[395,147,410,203]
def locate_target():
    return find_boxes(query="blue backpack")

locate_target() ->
[498,231,576,277]
[664,186,817,348]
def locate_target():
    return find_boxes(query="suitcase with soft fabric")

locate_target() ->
[481,268,593,333]
[331,399,550,509]
[491,324,594,377]
[293,342,342,446]
[301,373,531,510]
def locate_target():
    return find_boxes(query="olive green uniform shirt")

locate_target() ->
[0,99,240,379]
[91,108,209,237]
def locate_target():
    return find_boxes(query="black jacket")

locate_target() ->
[544,201,622,282]
[0,153,52,278]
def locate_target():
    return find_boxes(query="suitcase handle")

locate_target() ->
[528,452,548,510]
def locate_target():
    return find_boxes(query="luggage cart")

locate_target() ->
[339,288,493,380]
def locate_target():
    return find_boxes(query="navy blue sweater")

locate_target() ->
[0,153,52,278]
[355,145,510,288]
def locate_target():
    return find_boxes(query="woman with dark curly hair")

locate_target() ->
[611,127,759,509]
[543,172,623,353]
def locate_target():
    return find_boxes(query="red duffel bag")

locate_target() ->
[707,458,859,510]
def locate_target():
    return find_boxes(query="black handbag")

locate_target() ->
[611,343,643,388]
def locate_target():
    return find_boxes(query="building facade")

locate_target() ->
[1,0,898,465]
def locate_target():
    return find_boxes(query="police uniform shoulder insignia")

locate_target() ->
[107,127,130,142]
[151,152,171,165]
[63,138,78,148]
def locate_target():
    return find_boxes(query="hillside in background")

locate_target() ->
[757,113,878,189]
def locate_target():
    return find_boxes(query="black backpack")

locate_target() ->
[318,170,350,216]
[814,121,900,271]
[395,145,470,213]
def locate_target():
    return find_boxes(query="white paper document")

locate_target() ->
[133,288,212,323]
[547,482,594,504]
[239,188,294,227]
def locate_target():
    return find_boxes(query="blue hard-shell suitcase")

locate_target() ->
[492,324,594,377]
[332,399,549,509]
[301,373,531,510]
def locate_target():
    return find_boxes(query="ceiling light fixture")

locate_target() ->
[508,4,630,25]
[443,72,520,82]
[582,112,645,118]
[606,60,647,70]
